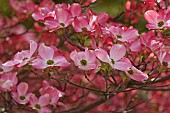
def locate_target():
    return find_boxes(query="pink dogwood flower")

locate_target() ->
[12,82,32,104]
[95,44,132,71]
[44,7,72,30]
[29,94,51,113]
[126,66,148,82]
[3,41,37,67]
[32,43,70,69]
[109,26,139,42]
[144,10,169,29]
[0,73,18,92]
[70,48,97,70]
[39,80,64,106]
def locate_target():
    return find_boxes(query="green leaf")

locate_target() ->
[84,38,91,47]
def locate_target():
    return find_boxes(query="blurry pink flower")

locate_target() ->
[44,8,72,30]
[70,48,97,70]
[73,16,92,32]
[126,66,148,82]
[0,61,13,74]
[30,94,51,113]
[109,26,139,42]
[144,10,169,29]
[69,3,82,17]
[157,50,170,67]
[32,7,54,22]
[32,43,70,69]
[39,80,64,106]
[0,73,18,92]
[95,44,132,71]
[12,82,32,104]
[3,41,37,67]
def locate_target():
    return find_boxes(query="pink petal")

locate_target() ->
[144,10,158,24]
[38,94,50,107]
[3,60,20,67]
[70,50,77,61]
[39,107,52,113]
[55,8,72,26]
[110,44,126,61]
[97,12,109,25]
[123,28,139,41]
[130,39,142,52]
[30,94,38,108]
[95,48,110,63]
[44,17,59,29]
[17,82,28,96]
[126,66,148,82]
[53,56,70,67]
[113,60,132,71]
[39,43,54,60]
[29,40,37,57]
[70,3,81,17]
[32,58,47,69]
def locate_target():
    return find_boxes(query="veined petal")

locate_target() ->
[32,58,47,69]
[3,60,20,67]
[17,82,28,96]
[144,10,158,24]
[113,60,132,71]
[29,40,37,58]
[39,43,54,60]
[126,66,148,82]
[38,94,50,107]
[70,3,81,17]
[110,44,126,61]
[70,50,77,61]
[53,56,70,67]
[95,48,110,63]
[123,28,139,41]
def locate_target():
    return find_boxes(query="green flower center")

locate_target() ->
[158,21,164,27]
[128,69,134,75]
[35,104,41,110]
[162,61,168,66]
[116,34,122,39]
[81,27,87,31]
[80,60,87,66]
[23,57,28,61]
[111,59,115,65]
[60,23,65,27]
[0,68,4,72]
[19,95,25,100]
[46,60,54,65]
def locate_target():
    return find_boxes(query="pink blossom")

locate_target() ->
[32,7,54,22]
[157,50,170,67]
[0,73,18,92]
[30,94,51,113]
[144,10,169,29]
[72,16,92,32]
[3,41,37,67]
[126,66,148,82]
[39,80,64,106]
[32,43,70,69]
[109,26,139,42]
[44,7,72,30]
[12,82,32,104]
[95,44,132,71]
[70,48,97,70]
